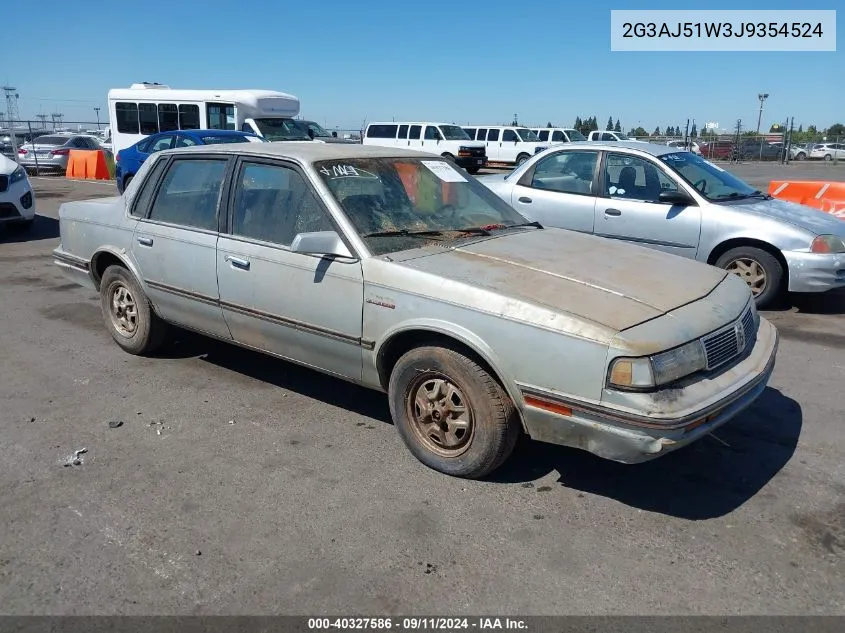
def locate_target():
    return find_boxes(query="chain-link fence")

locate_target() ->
[0,120,111,176]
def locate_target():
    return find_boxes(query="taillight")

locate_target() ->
[51,148,70,156]
[18,148,27,155]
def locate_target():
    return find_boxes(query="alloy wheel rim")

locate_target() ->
[109,283,138,337]
[407,375,474,457]
[726,257,767,296]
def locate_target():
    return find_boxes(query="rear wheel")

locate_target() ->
[715,246,784,309]
[466,166,480,175]
[824,154,833,162]
[122,174,134,192]
[100,265,167,355]
[795,152,806,161]
[388,345,520,479]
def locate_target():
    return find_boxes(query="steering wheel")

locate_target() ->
[692,178,707,193]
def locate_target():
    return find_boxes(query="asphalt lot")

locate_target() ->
[1,168,844,615]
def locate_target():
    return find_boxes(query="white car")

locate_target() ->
[809,143,845,161]
[666,139,702,154]
[0,154,35,231]
[588,130,648,143]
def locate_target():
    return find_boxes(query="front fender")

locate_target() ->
[368,318,525,415]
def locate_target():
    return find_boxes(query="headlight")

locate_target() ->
[608,340,707,390]
[810,235,845,254]
[9,166,27,184]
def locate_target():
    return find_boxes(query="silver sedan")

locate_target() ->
[17,134,105,173]
[52,143,777,478]
[479,141,845,308]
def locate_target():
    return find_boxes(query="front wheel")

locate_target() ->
[388,345,520,478]
[795,152,806,161]
[466,166,480,175]
[715,246,784,309]
[441,153,455,162]
[516,153,530,166]
[100,265,167,355]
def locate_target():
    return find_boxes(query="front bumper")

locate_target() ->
[519,317,778,463]
[0,180,36,223]
[455,155,487,170]
[783,250,845,293]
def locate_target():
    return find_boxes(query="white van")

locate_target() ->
[531,127,587,144]
[362,122,487,173]
[461,126,548,166]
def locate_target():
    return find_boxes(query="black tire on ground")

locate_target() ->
[796,153,806,161]
[122,175,133,192]
[441,153,455,162]
[715,246,784,309]
[516,153,530,166]
[99,265,167,355]
[388,344,521,479]
[466,166,480,175]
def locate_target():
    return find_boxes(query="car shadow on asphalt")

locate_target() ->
[0,214,59,243]
[161,329,393,425]
[789,289,845,315]
[490,387,802,520]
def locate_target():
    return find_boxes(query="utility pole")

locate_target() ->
[756,93,769,136]
[36,114,48,130]
[732,119,743,163]
[3,86,20,156]
[94,107,101,129]
[51,113,63,131]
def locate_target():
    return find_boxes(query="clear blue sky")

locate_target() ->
[7,0,843,132]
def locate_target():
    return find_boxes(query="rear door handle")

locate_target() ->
[604,208,622,216]
[518,196,532,204]
[137,236,153,246]
[225,255,250,271]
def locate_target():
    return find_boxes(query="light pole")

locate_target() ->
[94,107,101,129]
[756,93,769,136]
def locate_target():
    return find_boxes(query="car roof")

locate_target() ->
[556,140,680,156]
[161,141,434,162]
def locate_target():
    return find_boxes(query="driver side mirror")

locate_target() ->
[290,231,355,259]
[658,190,695,206]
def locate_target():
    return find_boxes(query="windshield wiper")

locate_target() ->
[362,229,446,238]
[715,190,771,201]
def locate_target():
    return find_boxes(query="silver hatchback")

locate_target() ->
[17,134,104,173]
[480,141,845,308]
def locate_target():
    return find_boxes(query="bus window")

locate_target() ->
[158,104,178,132]
[207,103,235,130]
[179,104,200,130]
[116,102,139,134]
[139,104,159,134]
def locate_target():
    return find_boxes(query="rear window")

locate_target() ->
[199,135,254,145]
[33,136,69,145]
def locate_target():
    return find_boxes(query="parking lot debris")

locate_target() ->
[108,420,123,429]
[196,550,202,556]
[228,420,235,425]
[149,420,164,435]
[62,448,88,468]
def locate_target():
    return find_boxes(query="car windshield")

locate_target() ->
[302,121,332,137]
[659,151,758,201]
[566,129,587,141]
[251,118,311,141]
[314,157,533,256]
[516,128,540,142]
[439,125,471,141]
[199,134,259,145]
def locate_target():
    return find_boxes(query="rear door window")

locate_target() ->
[147,158,228,230]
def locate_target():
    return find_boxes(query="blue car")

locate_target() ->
[115,129,266,193]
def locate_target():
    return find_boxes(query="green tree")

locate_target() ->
[614,119,622,132]
[827,123,845,137]
[630,126,648,137]
[798,124,803,133]
[769,123,783,133]
[607,116,614,130]
[807,125,818,135]
[653,126,661,136]
[665,126,673,136]
[546,121,553,128]
[690,123,698,138]
[574,116,583,132]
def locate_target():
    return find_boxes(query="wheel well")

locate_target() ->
[377,330,505,394]
[91,251,128,288]
[706,238,788,276]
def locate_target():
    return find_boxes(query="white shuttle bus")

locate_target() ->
[107,83,311,155]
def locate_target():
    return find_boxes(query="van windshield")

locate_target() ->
[439,125,471,141]
[516,128,540,142]
[251,118,311,141]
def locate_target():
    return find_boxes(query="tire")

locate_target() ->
[516,153,530,166]
[795,152,806,161]
[388,344,520,479]
[715,246,784,309]
[466,166,480,175]
[441,153,455,162]
[99,265,167,355]
[824,154,833,162]
[122,174,133,192]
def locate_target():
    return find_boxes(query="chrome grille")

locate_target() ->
[702,304,755,370]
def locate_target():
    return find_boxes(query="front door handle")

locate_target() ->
[225,255,251,271]
[604,208,622,216]
[137,236,153,246]
[518,196,532,203]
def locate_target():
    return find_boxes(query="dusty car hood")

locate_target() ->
[731,197,845,236]
[394,228,727,332]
